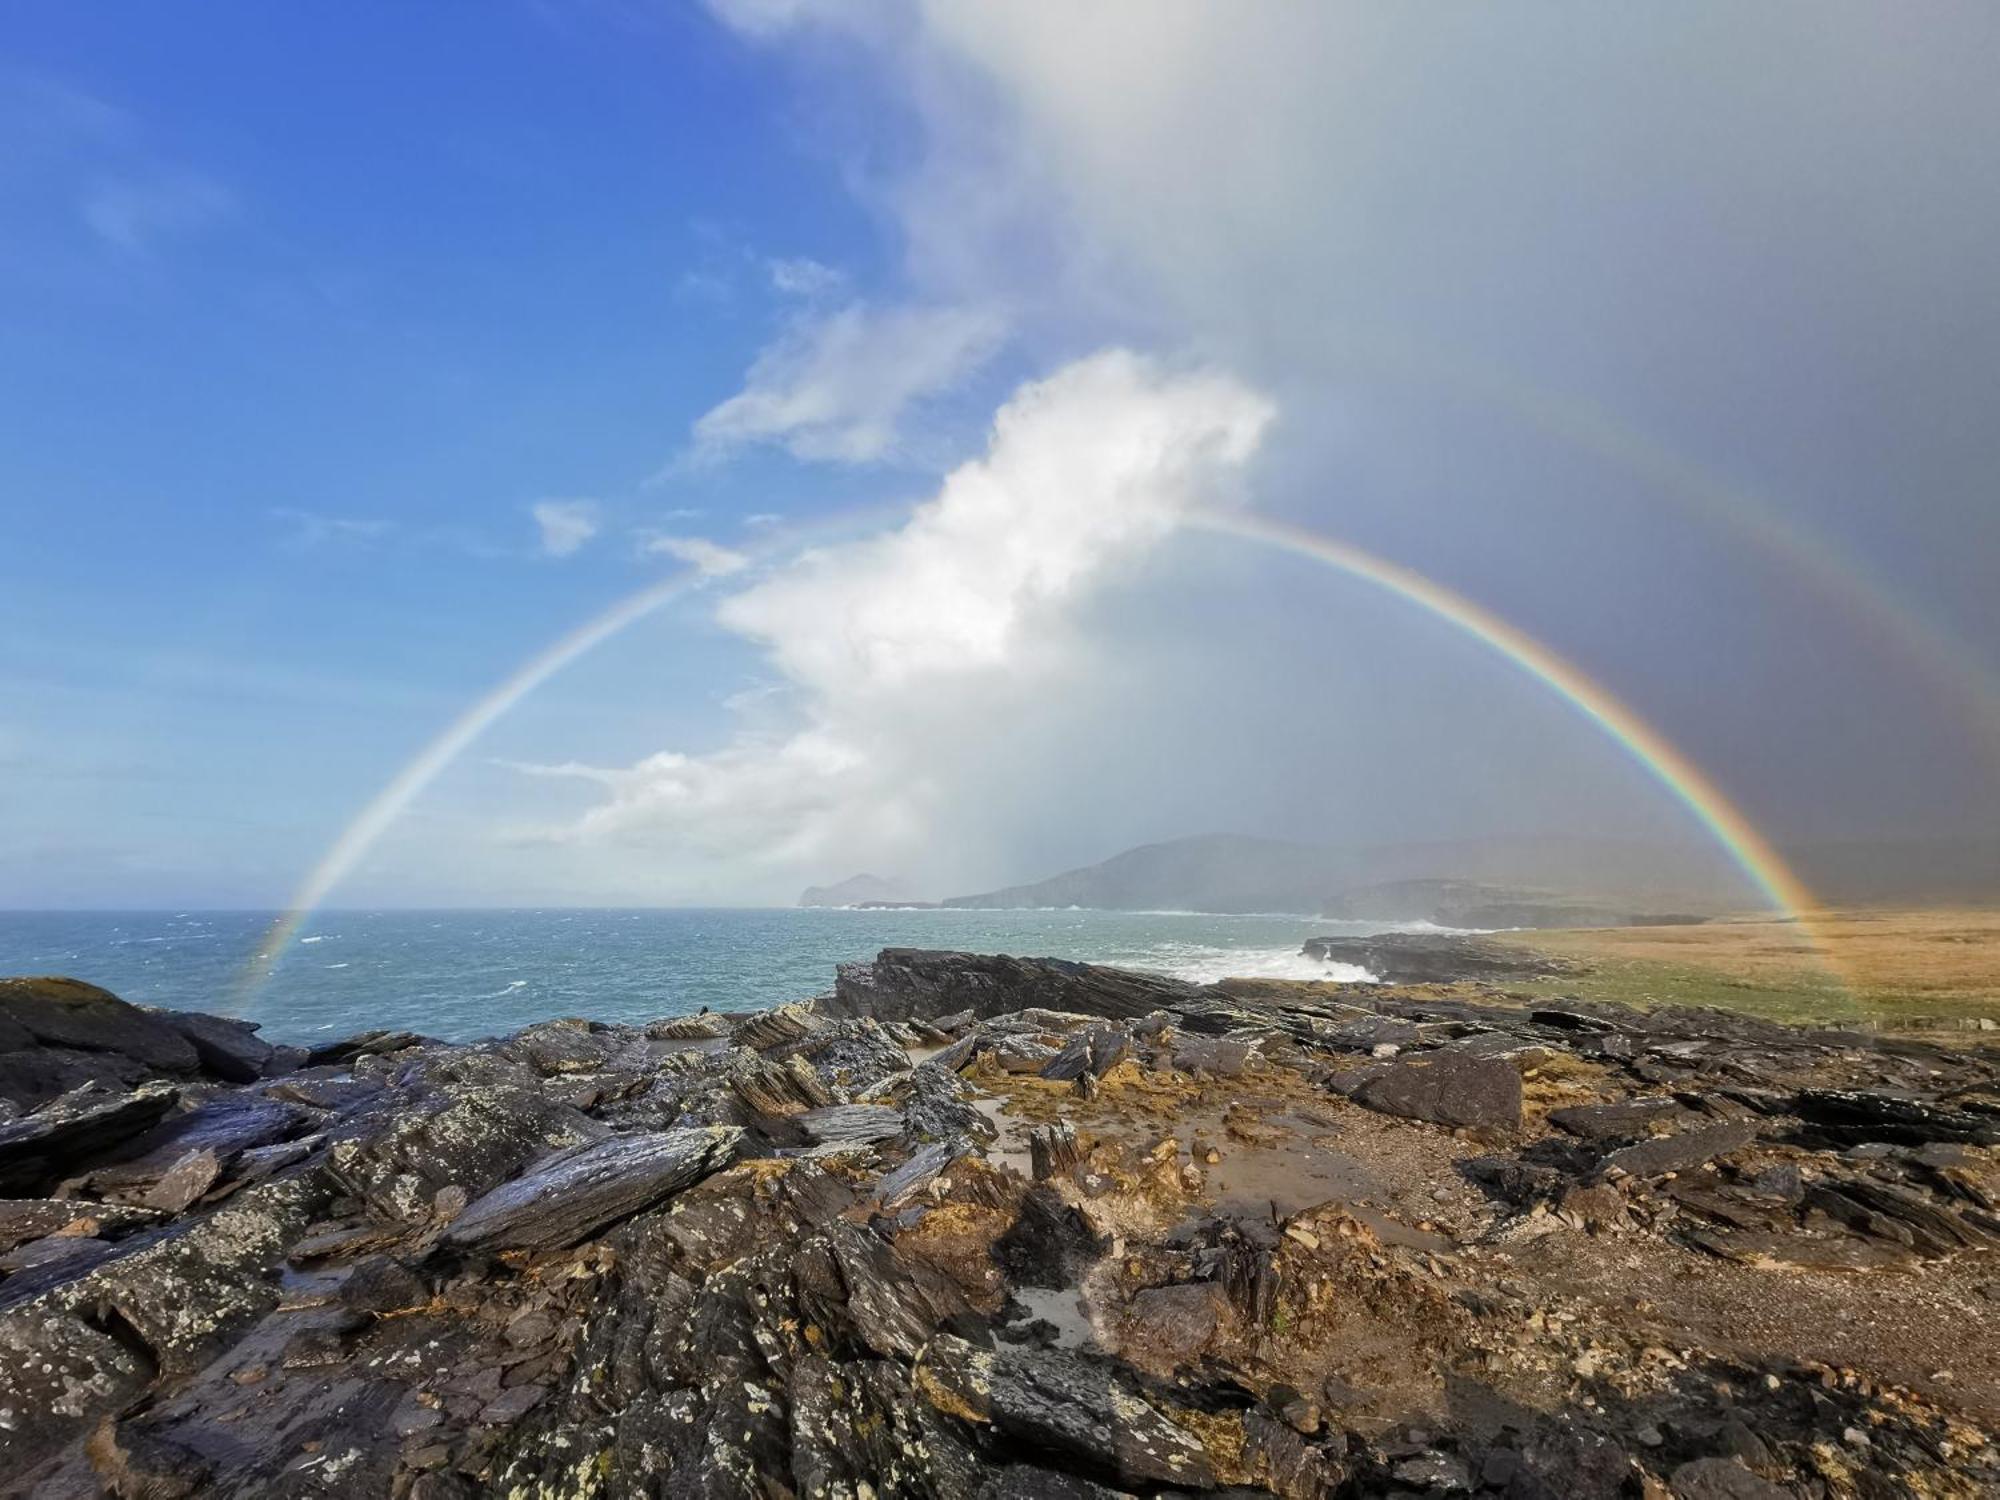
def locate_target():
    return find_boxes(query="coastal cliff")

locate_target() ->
[0,955,1995,1496]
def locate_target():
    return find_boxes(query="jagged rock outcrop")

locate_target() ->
[0,953,1992,1498]
[1300,931,1583,984]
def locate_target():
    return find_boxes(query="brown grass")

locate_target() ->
[1490,906,2000,1027]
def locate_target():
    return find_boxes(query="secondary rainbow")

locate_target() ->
[1193,509,1836,971]
[241,508,1844,1005]
[1343,334,2000,772]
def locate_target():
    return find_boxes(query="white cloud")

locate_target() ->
[82,170,234,253]
[691,301,1005,464]
[641,533,751,578]
[767,256,844,298]
[520,350,1272,883]
[271,508,395,548]
[531,499,601,557]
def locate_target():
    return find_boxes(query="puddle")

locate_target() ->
[1171,1107,1378,1219]
[1009,1285,1094,1350]
[971,1094,1035,1177]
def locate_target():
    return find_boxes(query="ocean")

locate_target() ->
[0,908,1405,1045]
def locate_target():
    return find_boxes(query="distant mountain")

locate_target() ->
[942,834,1356,914]
[934,829,2000,921]
[1323,878,1705,929]
[940,832,1749,922]
[797,874,925,908]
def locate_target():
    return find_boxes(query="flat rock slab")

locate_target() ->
[1350,1051,1523,1130]
[444,1125,743,1250]
[150,1008,277,1083]
[1600,1121,1758,1181]
[796,1104,905,1145]
[0,1084,180,1189]
[1549,1095,1688,1142]
[915,1333,1215,1489]
[1791,1088,2000,1147]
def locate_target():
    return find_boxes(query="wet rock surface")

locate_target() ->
[0,949,1992,1497]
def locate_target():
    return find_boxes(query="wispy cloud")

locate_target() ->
[767,255,844,298]
[81,170,235,254]
[531,499,602,557]
[271,508,395,549]
[640,533,751,579]
[691,301,1005,465]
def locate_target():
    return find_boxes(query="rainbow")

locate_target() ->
[240,507,1843,1007]
[1342,336,2000,773]
[1193,510,1833,965]
[236,505,907,998]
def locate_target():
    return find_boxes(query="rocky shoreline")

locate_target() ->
[0,951,1996,1497]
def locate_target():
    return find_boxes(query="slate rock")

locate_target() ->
[304,1029,432,1067]
[1350,1052,1522,1130]
[1299,933,1571,984]
[795,1104,905,1146]
[0,1083,180,1192]
[325,1080,599,1221]
[903,1059,995,1143]
[1791,1088,2000,1147]
[915,1333,1215,1489]
[1670,1455,1792,1499]
[1600,1121,1758,1181]
[877,1138,974,1208]
[151,1008,277,1083]
[444,1124,742,1250]
[0,977,200,1075]
[829,950,1204,1026]
[1548,1095,1687,1142]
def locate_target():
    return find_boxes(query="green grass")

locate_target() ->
[1506,956,1989,1031]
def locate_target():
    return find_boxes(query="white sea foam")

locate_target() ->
[1144,944,1378,985]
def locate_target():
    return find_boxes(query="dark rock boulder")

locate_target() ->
[324,1081,601,1222]
[0,977,200,1076]
[443,1125,742,1251]
[1348,1051,1523,1130]
[1598,1121,1759,1181]
[0,1168,333,1471]
[1791,1087,2000,1147]
[903,1060,996,1144]
[150,1008,278,1083]
[1548,1095,1687,1142]
[305,1028,434,1067]
[0,1083,181,1195]
[1299,933,1576,984]
[914,1333,1215,1489]
[795,1103,905,1146]
[829,949,1204,1026]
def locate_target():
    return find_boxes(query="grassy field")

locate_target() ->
[1490,907,2000,1030]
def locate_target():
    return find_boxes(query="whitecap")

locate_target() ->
[1144,945,1378,986]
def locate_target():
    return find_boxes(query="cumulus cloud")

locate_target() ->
[531,499,601,557]
[641,533,751,579]
[691,301,1004,464]
[522,350,1272,882]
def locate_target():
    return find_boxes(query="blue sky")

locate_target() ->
[4,4,1996,909]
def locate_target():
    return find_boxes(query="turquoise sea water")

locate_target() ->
[0,908,1399,1045]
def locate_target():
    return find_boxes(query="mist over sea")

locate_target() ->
[0,908,1408,1044]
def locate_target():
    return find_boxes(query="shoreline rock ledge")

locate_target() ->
[0,953,1993,1497]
